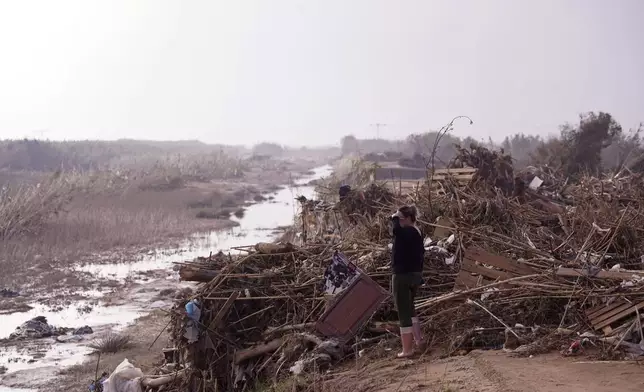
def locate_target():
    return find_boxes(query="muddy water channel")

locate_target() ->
[0,165,332,391]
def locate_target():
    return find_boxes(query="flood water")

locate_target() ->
[0,165,332,391]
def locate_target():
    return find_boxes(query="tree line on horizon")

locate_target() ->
[341,111,644,177]
[0,138,339,173]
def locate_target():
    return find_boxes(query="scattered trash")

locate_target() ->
[103,359,143,392]
[88,372,109,391]
[57,334,85,343]
[562,338,594,357]
[528,176,543,190]
[183,299,201,344]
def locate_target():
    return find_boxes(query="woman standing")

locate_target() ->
[390,205,425,358]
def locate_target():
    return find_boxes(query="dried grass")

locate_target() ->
[89,333,132,354]
[0,171,77,239]
[0,174,240,288]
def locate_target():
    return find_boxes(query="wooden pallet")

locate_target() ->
[433,167,478,175]
[431,167,477,181]
[381,167,477,195]
[585,300,644,335]
[454,247,537,290]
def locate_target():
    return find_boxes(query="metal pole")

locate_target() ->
[370,123,387,139]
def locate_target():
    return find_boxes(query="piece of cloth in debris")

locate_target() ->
[392,272,422,328]
[323,251,359,294]
[390,216,424,274]
[103,358,143,392]
[184,320,200,344]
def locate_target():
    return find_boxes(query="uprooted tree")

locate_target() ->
[532,112,623,177]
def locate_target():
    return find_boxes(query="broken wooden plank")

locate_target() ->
[234,338,284,364]
[255,242,295,254]
[264,322,315,337]
[431,173,476,181]
[465,247,537,276]
[204,295,326,301]
[461,262,516,281]
[208,291,240,330]
[233,334,323,364]
[433,167,477,175]
[454,270,492,290]
[179,266,218,282]
[556,267,644,281]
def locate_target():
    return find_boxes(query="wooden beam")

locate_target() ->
[431,174,475,181]
[179,266,218,282]
[208,291,240,330]
[465,247,537,276]
[433,167,478,175]
[462,263,516,281]
[556,267,644,281]
[454,270,492,290]
[234,338,284,364]
[204,295,326,301]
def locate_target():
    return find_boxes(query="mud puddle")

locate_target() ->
[0,165,332,391]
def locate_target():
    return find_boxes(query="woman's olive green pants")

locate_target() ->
[392,272,422,328]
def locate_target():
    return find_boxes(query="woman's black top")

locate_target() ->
[391,216,425,274]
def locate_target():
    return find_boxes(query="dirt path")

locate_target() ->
[324,351,644,392]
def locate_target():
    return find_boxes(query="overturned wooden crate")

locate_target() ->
[316,272,389,342]
[454,247,538,290]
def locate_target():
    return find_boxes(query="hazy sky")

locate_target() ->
[0,1,642,146]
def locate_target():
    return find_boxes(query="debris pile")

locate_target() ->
[165,241,454,391]
[1,316,94,342]
[4,316,70,340]
[149,145,644,390]
[451,143,514,193]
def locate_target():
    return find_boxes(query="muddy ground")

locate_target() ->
[46,324,644,392]
[2,285,179,391]
[320,350,644,392]
[40,311,172,392]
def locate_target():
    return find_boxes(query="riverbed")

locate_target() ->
[0,165,332,391]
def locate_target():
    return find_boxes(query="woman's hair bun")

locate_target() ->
[398,205,418,221]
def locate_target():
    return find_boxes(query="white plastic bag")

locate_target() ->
[103,358,143,392]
